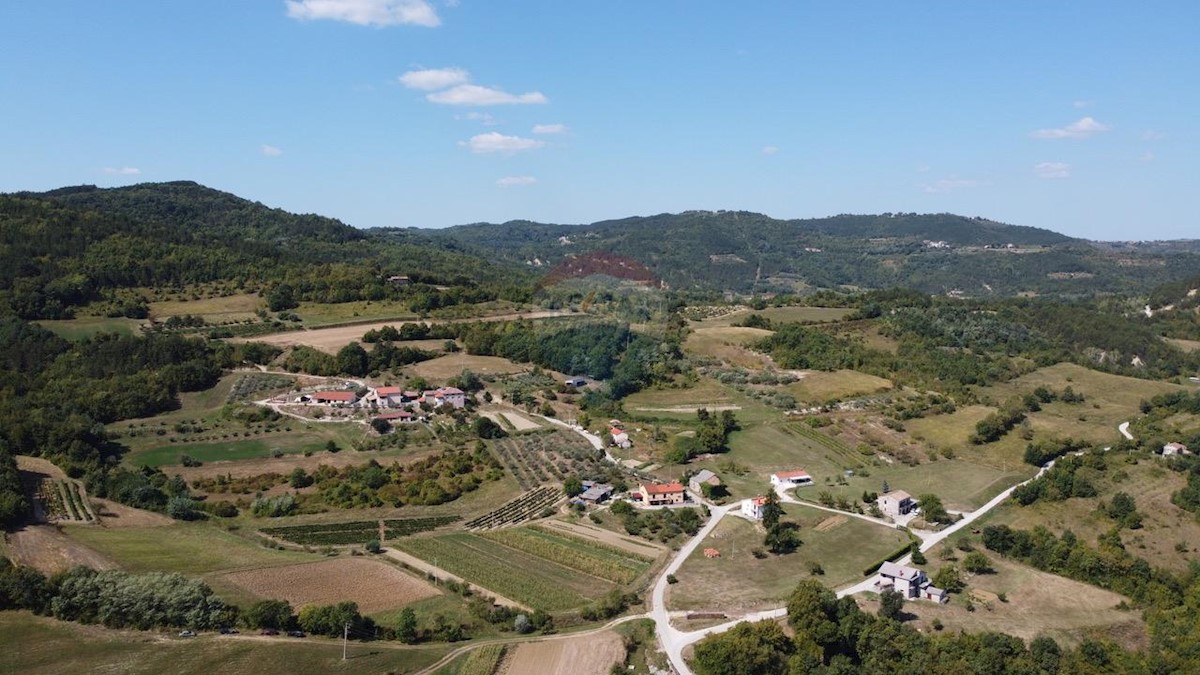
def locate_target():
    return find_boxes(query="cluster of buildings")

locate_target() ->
[301,385,466,412]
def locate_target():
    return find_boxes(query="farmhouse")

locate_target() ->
[742,496,768,520]
[374,386,404,407]
[578,481,614,504]
[1163,442,1191,456]
[420,387,467,409]
[689,469,721,494]
[877,490,916,517]
[638,482,686,507]
[376,410,415,423]
[611,427,632,449]
[875,561,948,603]
[770,469,813,487]
[312,391,359,406]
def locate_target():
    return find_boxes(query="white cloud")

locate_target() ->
[1029,116,1111,139]
[532,123,566,135]
[1073,100,1094,108]
[922,178,985,194]
[497,175,537,187]
[428,84,547,106]
[761,145,779,155]
[399,67,468,90]
[457,111,497,125]
[1033,161,1070,179]
[1140,151,1156,163]
[285,0,440,27]
[261,144,284,157]
[1140,129,1166,141]
[461,132,545,154]
[102,167,141,175]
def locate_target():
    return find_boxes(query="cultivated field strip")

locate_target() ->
[478,526,652,584]
[459,644,507,675]
[464,486,563,530]
[393,533,595,611]
[488,432,604,491]
[261,515,460,545]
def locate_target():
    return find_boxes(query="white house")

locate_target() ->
[742,496,768,520]
[1163,442,1191,456]
[611,427,632,449]
[374,386,404,408]
[770,469,813,487]
[876,561,947,603]
[877,490,916,517]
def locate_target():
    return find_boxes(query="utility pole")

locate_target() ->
[343,622,349,661]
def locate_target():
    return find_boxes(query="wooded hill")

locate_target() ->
[419,211,1200,296]
[0,182,530,319]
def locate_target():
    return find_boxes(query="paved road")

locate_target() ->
[650,461,1056,674]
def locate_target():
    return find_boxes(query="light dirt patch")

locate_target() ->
[502,631,625,675]
[217,557,439,614]
[15,455,68,479]
[91,499,174,528]
[970,588,1000,604]
[540,519,666,557]
[633,405,742,413]
[237,311,572,354]
[813,515,847,532]
[5,525,118,575]
[500,411,541,431]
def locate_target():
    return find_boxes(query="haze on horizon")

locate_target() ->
[1,1,1196,240]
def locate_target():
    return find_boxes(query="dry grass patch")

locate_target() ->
[149,293,264,322]
[813,515,847,532]
[785,370,892,404]
[1166,337,1200,353]
[893,557,1146,649]
[504,630,626,675]
[4,525,118,575]
[410,354,527,380]
[218,557,439,613]
[684,326,774,368]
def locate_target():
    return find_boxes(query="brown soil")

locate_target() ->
[539,520,665,558]
[91,499,174,528]
[217,557,439,614]
[501,631,625,675]
[5,525,118,575]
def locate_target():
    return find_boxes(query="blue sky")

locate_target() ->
[1,1,1196,239]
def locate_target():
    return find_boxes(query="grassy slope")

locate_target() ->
[0,612,449,675]
[668,505,909,613]
[35,317,141,339]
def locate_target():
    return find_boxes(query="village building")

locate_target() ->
[877,490,916,517]
[387,275,411,286]
[689,469,721,494]
[564,377,588,388]
[770,469,813,487]
[577,481,614,504]
[373,386,404,407]
[1163,442,1191,456]
[742,496,768,520]
[875,561,948,603]
[611,427,632,449]
[419,387,467,409]
[312,391,359,406]
[638,482,686,507]
[376,410,415,424]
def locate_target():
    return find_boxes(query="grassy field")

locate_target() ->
[701,422,861,499]
[668,505,909,613]
[785,370,893,404]
[392,532,623,611]
[292,300,418,327]
[1167,337,1200,353]
[36,317,141,339]
[63,522,316,576]
[978,458,1200,573]
[683,326,773,368]
[707,306,853,327]
[128,432,358,468]
[884,557,1146,649]
[409,354,528,381]
[795,458,1032,512]
[149,293,264,323]
[0,612,450,675]
[905,405,996,451]
[980,363,1187,445]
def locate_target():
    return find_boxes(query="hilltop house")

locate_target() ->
[689,469,721,494]
[638,482,686,507]
[876,561,947,603]
[877,490,916,517]
[1163,442,1191,456]
[742,496,768,520]
[312,391,359,406]
[770,469,813,487]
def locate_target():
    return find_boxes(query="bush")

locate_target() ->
[365,539,381,554]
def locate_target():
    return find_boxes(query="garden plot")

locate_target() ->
[261,516,461,546]
[465,486,563,530]
[488,431,605,491]
[217,557,439,614]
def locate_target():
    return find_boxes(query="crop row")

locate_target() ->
[465,487,562,530]
[478,528,649,584]
[393,535,587,611]
[459,645,506,675]
[262,515,460,545]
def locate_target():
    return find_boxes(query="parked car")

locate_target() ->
[219,627,239,635]
[178,630,196,638]
[287,630,306,638]
[260,629,279,636]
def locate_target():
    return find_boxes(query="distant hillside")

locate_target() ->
[0,182,526,319]
[425,211,1200,296]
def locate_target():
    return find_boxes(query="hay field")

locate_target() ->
[684,326,773,368]
[149,293,263,322]
[504,631,626,675]
[411,354,528,380]
[217,557,439,613]
[786,370,892,404]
